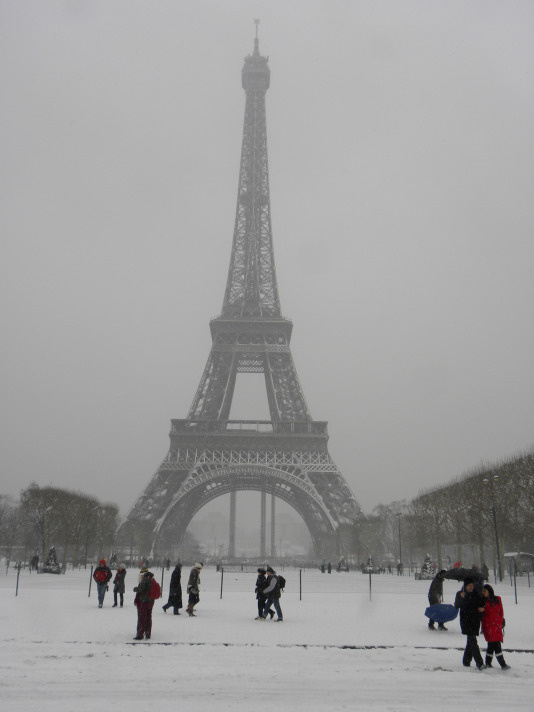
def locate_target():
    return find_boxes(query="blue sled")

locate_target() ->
[425,603,458,624]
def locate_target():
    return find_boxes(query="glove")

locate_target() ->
[502,618,506,629]
[106,585,109,591]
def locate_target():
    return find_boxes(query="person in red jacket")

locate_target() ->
[93,558,112,608]
[481,584,510,669]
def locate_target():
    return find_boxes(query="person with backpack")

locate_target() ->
[481,584,510,669]
[133,570,160,640]
[186,563,203,616]
[93,558,112,608]
[256,566,284,621]
[112,564,127,608]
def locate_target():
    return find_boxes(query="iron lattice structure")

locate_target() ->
[122,35,365,557]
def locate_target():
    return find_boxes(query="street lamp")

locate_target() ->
[483,475,502,581]
[396,513,403,574]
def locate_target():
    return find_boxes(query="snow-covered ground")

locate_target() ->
[1,566,533,711]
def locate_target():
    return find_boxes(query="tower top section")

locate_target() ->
[242,21,270,93]
[221,27,280,320]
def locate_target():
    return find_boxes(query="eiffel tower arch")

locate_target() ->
[121,30,365,559]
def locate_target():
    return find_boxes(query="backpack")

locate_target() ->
[277,575,286,591]
[149,578,162,600]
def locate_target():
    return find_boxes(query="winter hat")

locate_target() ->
[120,563,126,569]
[140,567,148,574]
[464,577,474,587]
[266,566,275,574]
[257,568,266,574]
[194,562,203,569]
[99,559,106,566]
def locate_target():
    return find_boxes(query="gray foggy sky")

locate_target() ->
[1,1,533,518]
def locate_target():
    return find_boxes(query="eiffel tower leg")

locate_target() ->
[270,495,276,558]
[260,491,266,559]
[229,491,236,558]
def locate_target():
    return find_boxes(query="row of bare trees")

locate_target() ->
[345,450,534,574]
[0,484,204,568]
[0,483,119,568]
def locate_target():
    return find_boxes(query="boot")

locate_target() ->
[428,622,435,630]
[438,624,447,630]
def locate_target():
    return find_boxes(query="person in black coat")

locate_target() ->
[454,577,486,669]
[427,569,447,630]
[112,564,127,607]
[255,568,274,619]
[162,563,183,614]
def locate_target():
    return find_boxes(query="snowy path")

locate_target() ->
[1,568,533,711]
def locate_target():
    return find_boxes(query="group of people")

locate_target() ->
[93,559,509,669]
[135,561,203,639]
[92,559,205,639]
[427,569,510,670]
[254,566,284,621]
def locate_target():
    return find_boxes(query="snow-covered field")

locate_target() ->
[1,567,533,711]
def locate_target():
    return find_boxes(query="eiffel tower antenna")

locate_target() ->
[121,33,365,560]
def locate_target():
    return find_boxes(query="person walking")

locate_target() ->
[427,569,447,630]
[133,570,155,640]
[256,566,283,621]
[93,558,112,608]
[112,564,127,608]
[162,563,183,615]
[481,584,510,669]
[255,567,274,619]
[454,577,486,669]
[186,563,203,616]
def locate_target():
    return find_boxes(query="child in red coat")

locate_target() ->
[481,584,510,669]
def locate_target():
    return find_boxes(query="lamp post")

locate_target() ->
[483,475,502,582]
[396,513,403,574]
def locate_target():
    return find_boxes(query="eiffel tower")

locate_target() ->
[123,28,364,558]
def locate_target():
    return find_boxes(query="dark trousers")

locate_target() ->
[263,597,282,620]
[113,590,124,606]
[428,597,439,626]
[463,635,483,667]
[136,601,154,639]
[258,596,273,617]
[163,601,181,614]
[486,641,506,667]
